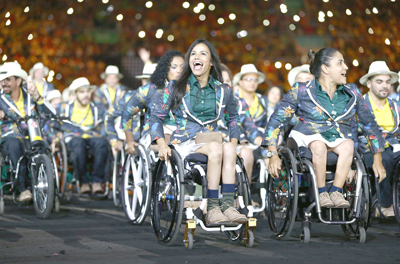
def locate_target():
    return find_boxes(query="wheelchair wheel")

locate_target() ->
[341,174,371,240]
[121,145,152,224]
[266,146,298,240]
[32,154,55,219]
[54,141,68,200]
[225,157,252,244]
[393,167,400,225]
[112,149,124,207]
[151,149,184,246]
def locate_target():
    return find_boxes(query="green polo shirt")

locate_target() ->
[189,74,216,123]
[315,78,351,142]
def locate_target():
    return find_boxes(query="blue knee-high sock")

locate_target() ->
[221,184,236,211]
[207,189,219,211]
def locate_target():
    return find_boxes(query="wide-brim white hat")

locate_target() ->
[136,63,157,79]
[29,62,49,76]
[46,89,62,102]
[359,61,399,86]
[0,62,28,82]
[233,64,265,84]
[288,64,310,87]
[69,77,96,93]
[100,65,123,80]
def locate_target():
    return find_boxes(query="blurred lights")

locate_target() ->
[102,0,109,3]
[2,55,7,61]
[67,8,74,15]
[5,12,10,18]
[318,16,325,22]
[359,46,364,53]
[194,7,201,13]
[24,6,29,13]
[365,8,371,14]
[116,14,123,21]
[155,29,163,39]
[353,60,359,67]
[245,44,252,51]
[56,73,62,80]
[210,30,217,37]
[285,63,292,70]
[5,19,11,26]
[328,24,335,31]
[237,30,248,38]
[264,60,270,66]
[229,13,236,20]
[77,0,84,2]
[145,1,153,8]
[293,15,300,22]
[167,35,174,42]
[182,2,190,8]
[135,13,142,20]
[385,38,390,45]
[28,34,33,40]
[199,14,206,21]
[138,31,146,38]
[275,62,282,69]
[327,11,333,17]
[208,4,215,11]
[217,18,224,24]
[49,70,55,77]
[372,7,378,14]
[346,9,352,15]
[198,3,205,9]
[323,0,329,2]
[47,76,53,82]
[263,19,270,26]
[289,24,296,31]
[368,28,374,34]
[397,40,400,46]
[280,4,288,14]
[318,11,325,22]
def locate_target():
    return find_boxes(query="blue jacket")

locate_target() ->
[263,79,385,154]
[93,83,128,118]
[150,79,240,145]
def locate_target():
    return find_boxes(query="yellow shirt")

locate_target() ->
[369,93,394,148]
[35,82,44,96]
[14,88,26,117]
[71,101,94,127]
[239,89,263,119]
[108,86,116,104]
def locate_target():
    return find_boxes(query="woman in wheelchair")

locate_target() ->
[265,47,387,208]
[150,39,247,225]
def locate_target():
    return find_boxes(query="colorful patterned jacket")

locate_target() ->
[55,100,105,141]
[237,91,269,130]
[150,79,240,145]
[105,90,141,141]
[357,92,400,154]
[263,79,385,154]
[0,88,56,142]
[121,83,162,138]
[93,83,128,118]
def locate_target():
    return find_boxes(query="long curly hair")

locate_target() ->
[150,50,184,88]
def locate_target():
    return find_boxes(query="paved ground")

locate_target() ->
[1,196,399,264]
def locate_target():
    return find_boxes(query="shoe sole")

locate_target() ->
[206,221,232,226]
[333,203,350,208]
[321,203,335,208]
[229,216,248,223]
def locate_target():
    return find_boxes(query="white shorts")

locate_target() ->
[173,139,207,159]
[289,130,349,149]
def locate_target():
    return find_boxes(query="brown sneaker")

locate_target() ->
[92,183,104,194]
[222,206,248,223]
[206,207,230,225]
[319,192,334,208]
[330,191,350,208]
[19,190,32,202]
[80,183,91,194]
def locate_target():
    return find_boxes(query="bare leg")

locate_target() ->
[330,140,354,189]
[194,142,223,189]
[240,147,254,184]
[222,143,237,184]
[308,141,328,188]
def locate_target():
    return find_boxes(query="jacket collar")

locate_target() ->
[101,83,122,107]
[1,88,33,117]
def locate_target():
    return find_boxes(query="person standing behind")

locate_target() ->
[358,61,400,217]
[29,62,55,97]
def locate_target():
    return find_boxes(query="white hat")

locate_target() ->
[136,63,157,79]
[100,65,123,80]
[68,77,96,93]
[233,64,265,85]
[0,62,28,82]
[359,61,399,86]
[287,64,310,87]
[46,89,62,102]
[29,62,49,76]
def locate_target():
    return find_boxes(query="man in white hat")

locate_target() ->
[57,77,110,195]
[358,61,400,217]
[0,62,57,202]
[46,89,62,108]
[93,65,128,120]
[287,64,314,87]
[29,62,55,98]
[135,63,157,86]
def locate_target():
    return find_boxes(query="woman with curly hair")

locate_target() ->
[119,50,184,154]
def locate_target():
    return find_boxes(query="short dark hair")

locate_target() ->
[308,47,339,78]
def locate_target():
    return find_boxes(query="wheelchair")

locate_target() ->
[266,138,371,244]
[51,139,68,208]
[151,148,257,249]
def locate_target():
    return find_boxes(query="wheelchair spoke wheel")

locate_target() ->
[112,150,124,207]
[342,174,371,240]
[151,149,184,246]
[121,145,152,224]
[393,172,400,225]
[32,154,55,219]
[266,147,298,240]
[54,141,68,201]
